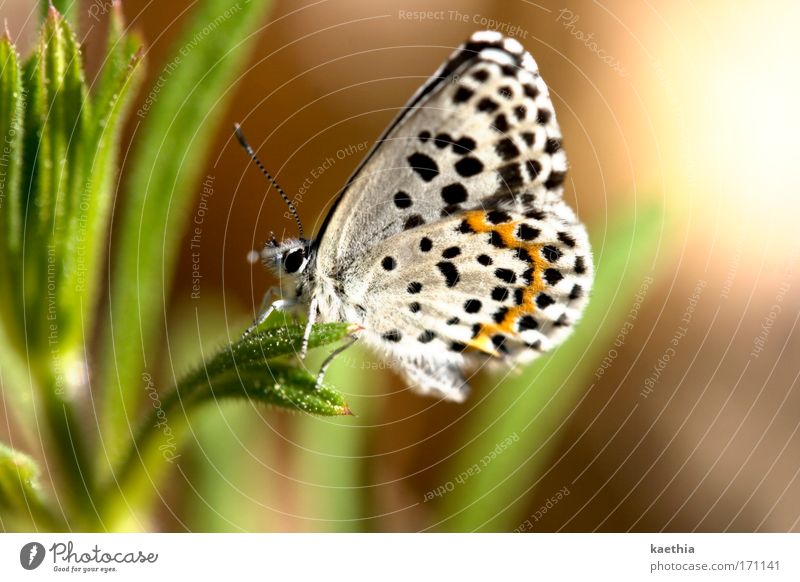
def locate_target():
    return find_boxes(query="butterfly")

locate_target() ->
[237,31,593,402]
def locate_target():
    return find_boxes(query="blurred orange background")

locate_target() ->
[2,0,799,532]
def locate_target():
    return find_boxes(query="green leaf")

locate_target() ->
[0,35,23,254]
[100,0,274,466]
[438,204,665,531]
[19,8,88,355]
[100,320,351,529]
[0,36,25,355]
[0,444,39,513]
[200,363,352,416]
[175,321,355,415]
[40,8,87,248]
[6,11,99,523]
[60,3,143,348]
[40,1,76,27]
[91,3,142,129]
[0,443,65,530]
[19,46,46,322]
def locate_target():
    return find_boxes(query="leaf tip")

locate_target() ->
[347,323,364,334]
[132,44,145,64]
[110,0,125,30]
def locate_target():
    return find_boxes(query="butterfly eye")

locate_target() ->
[282,249,306,274]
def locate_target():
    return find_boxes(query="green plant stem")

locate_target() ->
[33,363,98,529]
[100,0,273,471]
[100,384,189,530]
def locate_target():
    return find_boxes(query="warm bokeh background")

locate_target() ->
[3,0,799,531]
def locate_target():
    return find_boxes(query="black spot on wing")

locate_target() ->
[382,256,396,271]
[492,287,509,301]
[418,330,436,343]
[544,171,566,190]
[408,152,439,182]
[442,246,461,259]
[492,335,508,354]
[517,224,539,241]
[514,248,531,263]
[441,183,468,204]
[382,330,402,342]
[393,191,412,208]
[524,84,539,99]
[477,97,499,113]
[492,114,509,133]
[525,159,542,180]
[434,133,453,149]
[545,138,562,154]
[497,163,523,191]
[493,307,509,324]
[537,108,551,124]
[404,214,425,230]
[541,245,562,263]
[543,268,563,285]
[464,299,482,313]
[455,156,484,177]
[495,268,516,284]
[453,86,473,103]
[452,136,476,155]
[557,231,576,247]
[536,293,555,309]
[489,231,506,248]
[495,138,520,161]
[486,209,511,224]
[518,315,538,331]
[437,261,460,288]
[521,131,535,146]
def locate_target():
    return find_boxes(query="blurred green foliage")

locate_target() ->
[0,0,361,531]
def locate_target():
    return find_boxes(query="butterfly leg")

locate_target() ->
[243,287,295,337]
[315,334,359,389]
[298,296,319,359]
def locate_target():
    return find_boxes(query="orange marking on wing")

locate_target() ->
[466,333,498,356]
[463,210,548,351]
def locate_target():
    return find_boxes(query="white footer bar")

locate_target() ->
[0,533,797,580]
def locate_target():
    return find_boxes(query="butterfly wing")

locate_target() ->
[313,30,569,272]
[308,31,591,401]
[341,198,592,401]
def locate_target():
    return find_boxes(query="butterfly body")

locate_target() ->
[259,31,593,402]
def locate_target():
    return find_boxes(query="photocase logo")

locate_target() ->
[19,542,46,570]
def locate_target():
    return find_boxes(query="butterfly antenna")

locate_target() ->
[234,123,305,240]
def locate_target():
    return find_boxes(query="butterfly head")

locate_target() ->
[264,237,312,277]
